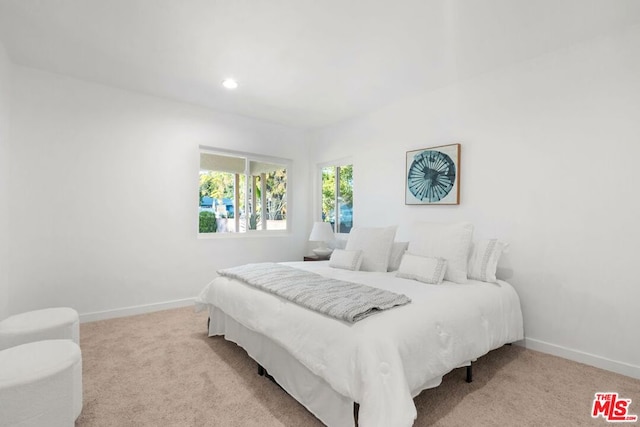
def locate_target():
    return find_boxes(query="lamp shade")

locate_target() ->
[308,221,334,242]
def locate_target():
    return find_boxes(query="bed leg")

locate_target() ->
[353,402,359,426]
[258,364,265,376]
[466,364,473,383]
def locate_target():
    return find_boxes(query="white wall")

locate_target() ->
[310,25,640,378]
[0,42,11,320]
[8,66,311,320]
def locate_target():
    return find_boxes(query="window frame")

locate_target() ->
[198,146,291,238]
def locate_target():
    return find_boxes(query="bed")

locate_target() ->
[196,223,523,426]
[195,242,523,426]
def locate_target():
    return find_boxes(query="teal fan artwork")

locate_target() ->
[407,150,456,202]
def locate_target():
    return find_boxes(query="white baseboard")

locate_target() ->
[520,337,640,380]
[79,298,195,323]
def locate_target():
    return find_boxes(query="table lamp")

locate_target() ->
[308,221,335,257]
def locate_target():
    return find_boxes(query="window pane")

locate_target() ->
[265,167,287,230]
[250,174,261,230]
[199,170,235,233]
[322,166,336,231]
[321,164,353,233]
[200,152,244,234]
[249,161,287,231]
[338,165,353,233]
[237,174,246,232]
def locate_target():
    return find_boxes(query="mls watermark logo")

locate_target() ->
[592,393,638,423]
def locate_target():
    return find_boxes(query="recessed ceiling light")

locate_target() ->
[222,78,238,90]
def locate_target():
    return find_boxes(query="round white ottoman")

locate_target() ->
[0,340,83,426]
[0,307,80,350]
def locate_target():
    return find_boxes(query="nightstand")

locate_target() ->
[304,255,329,261]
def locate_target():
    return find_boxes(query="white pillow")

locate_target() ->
[345,226,397,272]
[407,221,473,284]
[396,253,447,284]
[467,239,508,283]
[388,242,409,272]
[329,249,364,271]
[332,237,348,250]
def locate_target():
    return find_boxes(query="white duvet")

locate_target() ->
[195,261,524,427]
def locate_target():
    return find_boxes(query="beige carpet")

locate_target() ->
[76,307,639,426]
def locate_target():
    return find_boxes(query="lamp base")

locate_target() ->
[312,247,333,257]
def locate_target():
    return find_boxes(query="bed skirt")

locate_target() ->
[207,304,355,426]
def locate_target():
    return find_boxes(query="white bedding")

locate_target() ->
[195,261,524,427]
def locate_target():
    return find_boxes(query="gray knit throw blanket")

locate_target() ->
[218,263,411,323]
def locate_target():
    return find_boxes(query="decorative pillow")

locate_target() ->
[407,221,473,284]
[345,226,397,272]
[467,239,508,283]
[329,249,364,271]
[396,253,448,285]
[387,242,409,272]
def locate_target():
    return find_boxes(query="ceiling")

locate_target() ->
[1,0,639,129]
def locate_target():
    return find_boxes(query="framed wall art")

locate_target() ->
[405,143,460,205]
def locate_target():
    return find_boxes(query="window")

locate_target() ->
[199,148,288,234]
[321,163,353,233]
